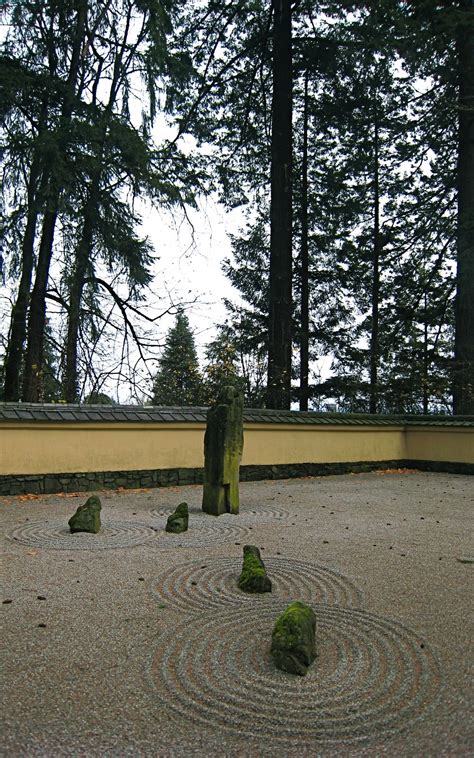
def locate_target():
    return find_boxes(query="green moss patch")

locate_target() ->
[165,502,189,533]
[68,495,102,534]
[202,386,243,515]
[238,544,272,593]
[270,601,316,676]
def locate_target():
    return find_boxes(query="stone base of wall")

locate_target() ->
[0,459,472,496]
[0,467,203,496]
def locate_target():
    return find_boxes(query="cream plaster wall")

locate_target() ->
[0,423,205,475]
[241,424,407,465]
[405,427,474,464]
[1,421,472,476]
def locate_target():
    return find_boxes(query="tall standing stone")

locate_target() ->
[202,386,244,515]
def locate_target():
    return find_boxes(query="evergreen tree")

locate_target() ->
[172,0,294,408]
[210,3,458,413]
[1,0,203,403]
[222,211,269,406]
[152,312,204,406]
[1,0,87,400]
[454,0,474,414]
[374,0,472,414]
[203,327,243,403]
[267,0,293,409]
[84,392,115,405]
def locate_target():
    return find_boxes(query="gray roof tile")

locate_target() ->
[0,403,472,427]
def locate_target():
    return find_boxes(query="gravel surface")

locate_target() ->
[1,471,473,757]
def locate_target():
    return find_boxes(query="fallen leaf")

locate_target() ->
[375,468,418,475]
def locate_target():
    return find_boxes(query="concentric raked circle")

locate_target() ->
[8,520,158,550]
[148,603,441,745]
[153,521,249,549]
[151,557,362,612]
[150,501,289,522]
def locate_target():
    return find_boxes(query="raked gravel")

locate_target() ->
[1,471,473,757]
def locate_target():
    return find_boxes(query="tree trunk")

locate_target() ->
[64,185,99,402]
[369,106,381,414]
[22,1,88,402]
[454,0,474,414]
[422,294,429,414]
[3,154,45,400]
[266,0,293,410]
[299,70,309,411]
[63,20,130,403]
[22,207,57,402]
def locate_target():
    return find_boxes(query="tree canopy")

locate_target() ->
[1,0,472,413]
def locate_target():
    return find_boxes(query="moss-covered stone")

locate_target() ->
[202,386,244,516]
[270,601,316,676]
[165,502,189,533]
[68,495,102,534]
[238,545,272,593]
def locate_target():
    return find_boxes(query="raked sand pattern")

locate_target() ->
[151,556,363,612]
[3,472,472,756]
[150,500,290,522]
[152,520,250,548]
[8,519,158,550]
[148,602,441,746]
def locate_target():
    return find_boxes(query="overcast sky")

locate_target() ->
[140,195,244,358]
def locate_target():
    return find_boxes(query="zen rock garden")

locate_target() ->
[64,387,318,678]
[4,454,470,754]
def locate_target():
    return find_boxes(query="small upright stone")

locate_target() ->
[270,601,316,676]
[202,386,244,516]
[68,495,101,534]
[238,545,272,593]
[165,502,189,534]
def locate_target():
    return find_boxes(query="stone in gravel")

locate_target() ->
[165,502,189,533]
[68,495,101,534]
[238,545,272,594]
[270,601,316,676]
[202,386,243,516]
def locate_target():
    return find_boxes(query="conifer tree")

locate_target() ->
[152,312,204,406]
[203,328,243,403]
[1,0,202,403]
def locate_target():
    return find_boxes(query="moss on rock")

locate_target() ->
[202,386,244,515]
[238,544,272,593]
[165,502,189,533]
[68,495,102,534]
[270,601,316,676]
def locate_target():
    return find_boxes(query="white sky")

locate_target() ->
[140,194,334,408]
[139,195,244,361]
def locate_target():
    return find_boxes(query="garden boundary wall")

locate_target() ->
[0,404,472,495]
